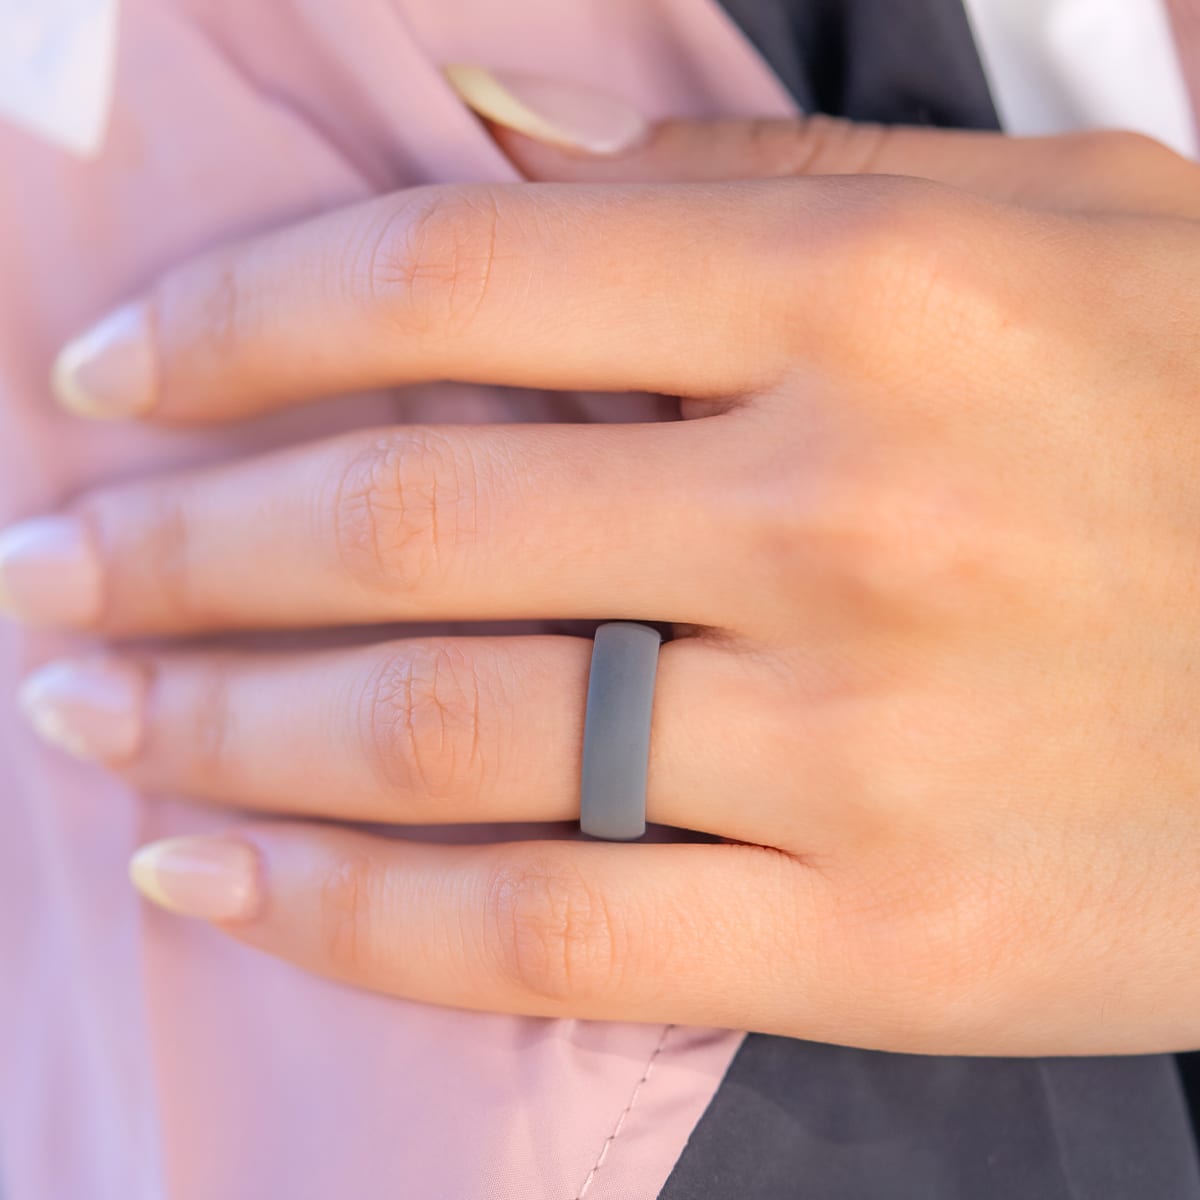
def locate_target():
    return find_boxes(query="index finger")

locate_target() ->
[52,177,933,424]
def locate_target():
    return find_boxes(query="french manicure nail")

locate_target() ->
[0,515,102,625]
[18,658,145,762]
[130,836,262,922]
[52,302,156,419]
[443,65,648,155]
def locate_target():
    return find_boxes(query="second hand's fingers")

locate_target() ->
[445,69,1200,218]
[0,419,739,634]
[18,636,812,846]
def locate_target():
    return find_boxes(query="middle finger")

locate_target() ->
[1,417,743,635]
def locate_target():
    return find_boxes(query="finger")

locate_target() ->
[0,419,741,634]
[128,827,859,1039]
[444,68,1200,217]
[18,636,803,846]
[51,176,812,424]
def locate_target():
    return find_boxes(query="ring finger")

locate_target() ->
[18,634,827,847]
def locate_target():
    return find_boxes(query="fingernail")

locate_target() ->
[0,516,102,625]
[19,658,145,762]
[130,836,262,922]
[443,65,647,155]
[52,302,156,419]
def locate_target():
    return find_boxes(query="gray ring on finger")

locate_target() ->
[579,621,663,841]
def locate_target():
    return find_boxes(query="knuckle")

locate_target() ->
[153,249,251,392]
[834,481,983,608]
[757,114,890,177]
[330,430,479,595]
[81,484,203,629]
[1071,128,1180,174]
[813,179,1006,359]
[318,852,386,977]
[359,642,488,808]
[832,858,1021,1049]
[850,187,964,296]
[734,115,890,180]
[749,457,993,619]
[741,116,823,176]
[1064,129,1200,216]
[188,664,236,783]
[363,185,503,339]
[483,854,623,1004]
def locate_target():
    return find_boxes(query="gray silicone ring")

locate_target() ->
[580,622,662,841]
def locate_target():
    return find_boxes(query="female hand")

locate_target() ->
[7,93,1200,1056]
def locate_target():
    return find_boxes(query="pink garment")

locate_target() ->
[0,2,792,1198]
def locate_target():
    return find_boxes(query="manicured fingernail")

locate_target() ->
[0,516,102,625]
[130,836,262,922]
[444,65,647,155]
[19,658,145,762]
[52,302,156,419]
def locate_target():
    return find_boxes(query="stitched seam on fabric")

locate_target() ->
[574,1024,675,1200]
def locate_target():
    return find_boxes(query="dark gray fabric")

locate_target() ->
[713,0,813,111]
[660,1037,1200,1199]
[717,0,1000,128]
[659,2,1200,1197]
[1178,1055,1200,1146]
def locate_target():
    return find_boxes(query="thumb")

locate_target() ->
[443,65,1200,218]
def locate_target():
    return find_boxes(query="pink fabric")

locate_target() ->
[0,2,793,1198]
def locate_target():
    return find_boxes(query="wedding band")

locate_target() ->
[579,622,662,841]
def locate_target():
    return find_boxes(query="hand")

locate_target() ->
[7,95,1200,1055]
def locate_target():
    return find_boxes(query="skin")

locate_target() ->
[12,113,1200,1055]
